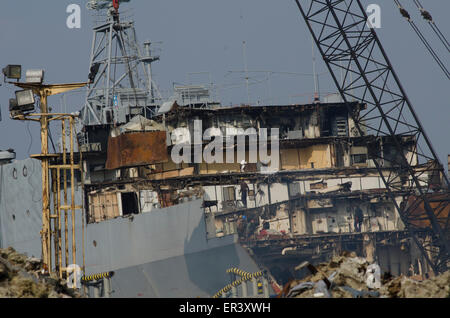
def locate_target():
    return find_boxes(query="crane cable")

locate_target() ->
[394,0,450,80]
[412,0,450,52]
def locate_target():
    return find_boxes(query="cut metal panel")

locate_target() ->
[140,190,159,213]
[291,209,307,234]
[312,213,328,233]
[105,131,168,170]
[89,192,120,223]
[269,183,289,203]
[361,177,381,190]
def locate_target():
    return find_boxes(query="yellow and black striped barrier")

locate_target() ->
[213,269,264,298]
[257,281,263,295]
[81,271,114,282]
[213,278,245,298]
[226,267,263,280]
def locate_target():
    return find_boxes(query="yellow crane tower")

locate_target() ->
[3,64,88,284]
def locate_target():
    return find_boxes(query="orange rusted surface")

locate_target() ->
[105,131,168,170]
[407,193,450,229]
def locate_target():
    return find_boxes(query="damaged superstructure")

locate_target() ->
[77,91,447,287]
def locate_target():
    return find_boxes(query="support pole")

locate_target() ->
[231,285,238,298]
[62,119,69,269]
[40,92,51,270]
[51,168,59,273]
[241,280,248,298]
[93,283,101,298]
[70,117,76,287]
[263,277,270,298]
[103,277,111,298]
[57,167,62,278]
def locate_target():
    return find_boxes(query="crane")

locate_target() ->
[294,0,449,274]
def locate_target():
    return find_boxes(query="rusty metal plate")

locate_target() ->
[106,131,168,170]
[407,193,450,229]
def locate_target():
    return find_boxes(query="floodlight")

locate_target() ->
[9,96,34,115]
[9,98,18,111]
[25,69,44,84]
[15,90,35,107]
[2,65,22,80]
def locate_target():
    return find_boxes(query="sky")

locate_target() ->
[0,0,449,168]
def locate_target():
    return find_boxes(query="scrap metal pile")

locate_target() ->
[280,252,450,298]
[0,247,82,298]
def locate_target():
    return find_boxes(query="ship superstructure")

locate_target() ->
[0,0,449,298]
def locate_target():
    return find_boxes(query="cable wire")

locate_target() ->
[394,0,450,79]
[413,0,450,52]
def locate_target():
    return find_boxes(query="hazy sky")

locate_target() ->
[0,0,448,167]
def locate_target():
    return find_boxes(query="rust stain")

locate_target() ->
[407,193,450,229]
[106,131,168,170]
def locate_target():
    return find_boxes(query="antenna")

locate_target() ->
[143,41,162,103]
[311,36,320,103]
[242,41,250,105]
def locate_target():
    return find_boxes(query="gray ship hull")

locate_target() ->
[0,158,260,297]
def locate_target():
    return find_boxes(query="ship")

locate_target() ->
[1,0,449,298]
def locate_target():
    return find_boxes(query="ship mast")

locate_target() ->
[81,0,160,131]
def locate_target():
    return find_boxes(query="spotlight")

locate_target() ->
[2,65,22,80]
[25,69,44,84]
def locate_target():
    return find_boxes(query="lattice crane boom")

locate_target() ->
[294,0,449,273]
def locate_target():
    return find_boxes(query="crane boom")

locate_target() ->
[294,0,449,273]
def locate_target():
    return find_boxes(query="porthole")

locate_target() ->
[12,214,16,221]
[23,166,28,177]
[93,240,97,247]
[12,168,17,179]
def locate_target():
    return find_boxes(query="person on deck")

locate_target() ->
[354,206,363,232]
[239,181,249,208]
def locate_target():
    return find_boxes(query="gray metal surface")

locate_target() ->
[84,199,238,273]
[0,158,42,257]
[107,243,260,297]
[0,158,260,297]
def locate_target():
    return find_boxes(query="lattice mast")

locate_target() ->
[81,0,160,128]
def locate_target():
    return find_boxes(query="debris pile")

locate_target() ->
[0,247,82,298]
[380,271,450,298]
[281,252,450,298]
